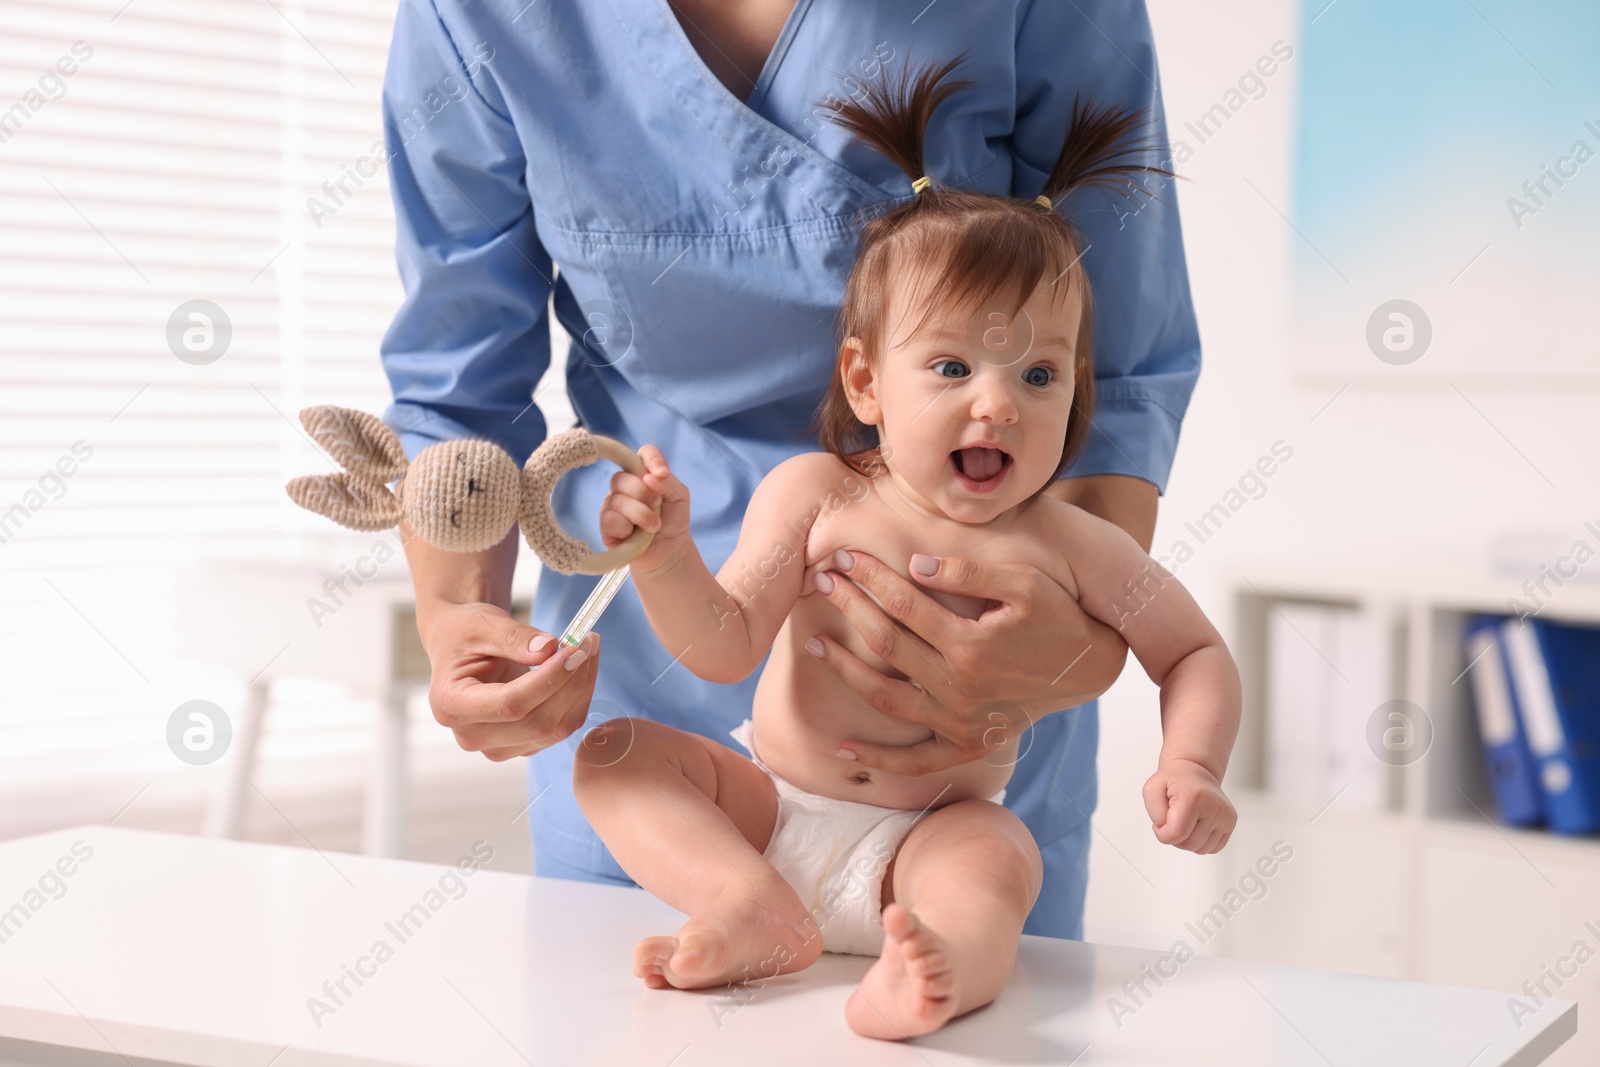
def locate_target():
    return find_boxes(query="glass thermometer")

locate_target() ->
[558,564,632,648]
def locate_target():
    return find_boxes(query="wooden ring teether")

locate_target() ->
[519,428,662,576]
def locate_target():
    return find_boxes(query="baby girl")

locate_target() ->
[571,56,1240,1040]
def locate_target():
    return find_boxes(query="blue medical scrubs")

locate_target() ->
[379,0,1200,941]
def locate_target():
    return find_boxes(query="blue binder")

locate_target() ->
[1500,616,1600,835]
[1462,616,1542,827]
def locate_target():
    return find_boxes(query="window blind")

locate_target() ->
[0,0,563,833]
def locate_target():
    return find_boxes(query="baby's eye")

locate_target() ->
[932,359,969,380]
[1024,366,1054,387]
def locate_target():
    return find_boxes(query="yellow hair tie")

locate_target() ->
[1036,194,1053,209]
[911,175,932,194]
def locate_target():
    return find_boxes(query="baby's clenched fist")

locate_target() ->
[598,443,693,577]
[1141,758,1236,855]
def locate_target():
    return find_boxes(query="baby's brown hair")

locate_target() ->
[807,50,1175,502]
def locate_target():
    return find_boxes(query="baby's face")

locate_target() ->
[842,269,1083,526]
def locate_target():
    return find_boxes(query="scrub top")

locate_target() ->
[378,0,1201,935]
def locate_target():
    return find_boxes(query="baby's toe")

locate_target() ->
[918,965,957,999]
[880,901,918,941]
[634,936,678,989]
[668,925,727,981]
[913,950,953,980]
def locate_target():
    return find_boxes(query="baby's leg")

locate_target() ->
[572,717,823,990]
[846,799,1042,1040]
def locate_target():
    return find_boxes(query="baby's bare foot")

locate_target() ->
[846,902,962,1040]
[634,877,820,991]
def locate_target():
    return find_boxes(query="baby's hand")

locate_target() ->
[599,444,692,576]
[1142,759,1236,855]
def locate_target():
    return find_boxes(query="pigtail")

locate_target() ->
[826,49,973,198]
[810,55,1176,502]
[1037,96,1175,211]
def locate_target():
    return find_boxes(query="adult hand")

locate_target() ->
[805,551,1128,775]
[419,601,600,762]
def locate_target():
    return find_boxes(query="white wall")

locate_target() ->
[1086,0,1600,949]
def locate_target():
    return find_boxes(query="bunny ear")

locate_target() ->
[286,473,403,531]
[298,406,408,483]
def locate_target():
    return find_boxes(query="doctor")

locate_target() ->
[381,0,1200,941]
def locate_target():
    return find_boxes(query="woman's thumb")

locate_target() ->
[513,625,563,664]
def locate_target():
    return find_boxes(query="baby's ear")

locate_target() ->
[298,406,408,483]
[285,472,403,531]
[839,338,880,415]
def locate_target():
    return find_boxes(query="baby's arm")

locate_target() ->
[1051,501,1241,853]
[598,448,831,685]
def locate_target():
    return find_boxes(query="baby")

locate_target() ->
[571,55,1240,1040]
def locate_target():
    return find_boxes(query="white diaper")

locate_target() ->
[727,718,1006,957]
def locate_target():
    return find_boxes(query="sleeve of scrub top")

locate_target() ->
[378,0,555,468]
[1011,0,1202,497]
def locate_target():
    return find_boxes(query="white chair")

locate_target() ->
[174,556,533,856]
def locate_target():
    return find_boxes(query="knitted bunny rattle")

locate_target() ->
[284,405,660,650]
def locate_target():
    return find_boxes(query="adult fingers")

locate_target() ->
[824,551,969,667]
[436,632,598,728]
[897,552,1038,620]
[811,569,952,696]
[456,683,594,756]
[449,637,601,752]
[806,631,940,735]
[836,705,1026,775]
[832,734,962,776]
[439,606,565,668]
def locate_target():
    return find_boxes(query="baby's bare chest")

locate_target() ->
[749,471,1079,804]
[789,480,1078,629]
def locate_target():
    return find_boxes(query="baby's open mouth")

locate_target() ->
[951,447,1011,488]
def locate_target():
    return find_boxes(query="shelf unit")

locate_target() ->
[1217,564,1600,1065]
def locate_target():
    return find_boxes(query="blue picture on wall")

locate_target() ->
[1290,0,1599,379]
